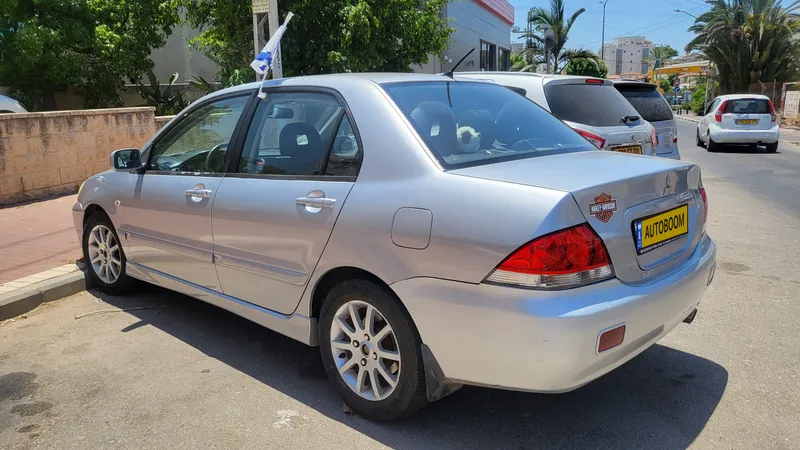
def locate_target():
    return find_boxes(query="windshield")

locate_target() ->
[544,83,641,127]
[616,85,674,122]
[383,81,595,169]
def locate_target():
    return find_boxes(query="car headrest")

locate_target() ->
[495,104,531,146]
[410,101,457,156]
[279,122,323,159]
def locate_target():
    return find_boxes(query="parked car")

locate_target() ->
[74,73,716,421]
[455,72,658,156]
[696,94,779,152]
[0,95,27,113]
[612,81,680,159]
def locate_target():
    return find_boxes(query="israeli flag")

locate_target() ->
[251,12,294,75]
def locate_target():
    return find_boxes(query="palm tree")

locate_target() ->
[686,0,800,94]
[519,0,586,72]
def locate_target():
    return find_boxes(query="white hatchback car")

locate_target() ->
[696,94,779,152]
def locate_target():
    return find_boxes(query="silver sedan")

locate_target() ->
[73,73,717,420]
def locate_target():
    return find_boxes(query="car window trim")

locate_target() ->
[224,85,363,182]
[142,89,258,176]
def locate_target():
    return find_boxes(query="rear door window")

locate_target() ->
[615,85,674,122]
[724,99,770,114]
[544,83,641,127]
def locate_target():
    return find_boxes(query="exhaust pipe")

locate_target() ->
[683,309,697,324]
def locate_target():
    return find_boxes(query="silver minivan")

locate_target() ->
[456,72,658,157]
[612,81,680,159]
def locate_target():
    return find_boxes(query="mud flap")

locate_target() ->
[422,343,463,402]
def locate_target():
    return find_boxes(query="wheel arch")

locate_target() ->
[310,266,397,321]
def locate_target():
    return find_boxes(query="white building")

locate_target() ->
[599,36,653,76]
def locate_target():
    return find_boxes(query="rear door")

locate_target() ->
[720,98,772,131]
[211,90,361,315]
[543,79,653,155]
[614,83,678,156]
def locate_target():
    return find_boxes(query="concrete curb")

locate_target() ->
[0,269,86,321]
[676,115,700,123]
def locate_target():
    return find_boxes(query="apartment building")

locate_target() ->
[599,36,653,76]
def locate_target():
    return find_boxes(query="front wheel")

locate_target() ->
[766,142,778,153]
[319,279,428,420]
[82,212,134,294]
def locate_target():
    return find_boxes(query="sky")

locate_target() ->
[510,0,712,55]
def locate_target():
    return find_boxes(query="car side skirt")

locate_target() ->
[126,262,317,346]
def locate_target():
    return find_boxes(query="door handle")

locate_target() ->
[296,197,335,208]
[185,189,212,198]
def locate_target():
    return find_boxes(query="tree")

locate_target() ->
[520,0,586,72]
[182,0,453,82]
[650,44,679,63]
[659,74,678,92]
[565,58,608,77]
[0,0,179,110]
[686,0,800,95]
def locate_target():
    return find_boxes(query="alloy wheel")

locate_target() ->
[87,224,122,284]
[329,300,401,401]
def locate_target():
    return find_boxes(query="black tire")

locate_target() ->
[82,212,134,295]
[319,279,428,420]
[766,142,778,153]
[696,128,705,147]
[707,135,720,152]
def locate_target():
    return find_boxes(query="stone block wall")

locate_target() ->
[0,107,157,206]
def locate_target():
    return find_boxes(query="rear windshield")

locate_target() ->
[724,99,770,114]
[615,85,674,122]
[544,83,641,127]
[383,81,595,169]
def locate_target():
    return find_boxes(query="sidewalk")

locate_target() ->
[0,194,81,284]
[676,113,800,143]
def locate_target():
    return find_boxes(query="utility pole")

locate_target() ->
[252,0,284,79]
[599,0,610,61]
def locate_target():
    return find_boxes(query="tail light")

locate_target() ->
[649,127,657,148]
[585,78,604,84]
[714,100,728,122]
[673,136,678,144]
[576,129,606,149]
[768,100,777,123]
[485,224,614,290]
[699,185,708,233]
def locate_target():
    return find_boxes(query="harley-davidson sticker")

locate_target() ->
[589,192,617,223]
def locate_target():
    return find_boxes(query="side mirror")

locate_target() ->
[110,148,142,172]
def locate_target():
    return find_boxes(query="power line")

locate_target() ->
[575,5,707,49]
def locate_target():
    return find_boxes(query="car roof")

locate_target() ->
[717,94,770,100]
[610,80,658,89]
[207,72,467,99]
[457,71,606,83]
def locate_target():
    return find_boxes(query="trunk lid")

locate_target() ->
[451,151,704,283]
[720,98,773,131]
[568,122,655,155]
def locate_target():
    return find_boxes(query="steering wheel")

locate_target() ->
[204,143,229,172]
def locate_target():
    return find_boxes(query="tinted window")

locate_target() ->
[150,95,248,172]
[615,85,674,122]
[724,99,770,114]
[238,92,361,177]
[544,83,641,126]
[383,81,595,169]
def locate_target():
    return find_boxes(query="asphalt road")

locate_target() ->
[1,123,799,449]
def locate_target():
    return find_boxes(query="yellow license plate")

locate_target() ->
[635,205,689,254]
[614,145,643,154]
[737,119,758,125]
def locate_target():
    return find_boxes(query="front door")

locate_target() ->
[211,91,362,314]
[121,94,251,290]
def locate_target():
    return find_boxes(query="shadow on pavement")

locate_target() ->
[98,286,728,450]
[713,144,780,154]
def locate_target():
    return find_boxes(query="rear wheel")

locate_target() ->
[707,134,720,152]
[319,279,428,420]
[766,142,778,153]
[696,128,705,147]
[82,212,134,294]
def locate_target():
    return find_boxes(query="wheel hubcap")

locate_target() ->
[87,224,122,284]
[330,300,400,401]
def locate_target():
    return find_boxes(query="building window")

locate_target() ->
[480,41,497,71]
[498,47,510,71]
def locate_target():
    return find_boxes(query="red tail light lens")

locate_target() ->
[649,127,657,148]
[699,185,708,231]
[485,224,614,290]
[585,78,604,84]
[576,129,606,149]
[714,100,728,122]
[768,100,777,123]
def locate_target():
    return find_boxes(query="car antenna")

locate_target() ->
[444,48,475,79]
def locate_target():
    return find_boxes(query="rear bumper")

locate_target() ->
[72,201,84,242]
[393,234,716,393]
[655,143,680,159]
[710,126,779,144]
